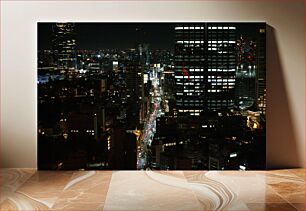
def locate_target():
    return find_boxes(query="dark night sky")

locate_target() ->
[38,22,264,50]
[38,23,176,50]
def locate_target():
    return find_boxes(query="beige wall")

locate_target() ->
[1,0,304,168]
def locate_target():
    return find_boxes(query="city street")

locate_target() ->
[137,66,163,169]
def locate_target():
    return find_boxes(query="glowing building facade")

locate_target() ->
[256,27,266,115]
[174,23,237,115]
[206,23,237,111]
[174,24,206,116]
[52,23,77,77]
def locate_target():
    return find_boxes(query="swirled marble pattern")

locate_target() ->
[0,169,304,210]
[0,169,35,204]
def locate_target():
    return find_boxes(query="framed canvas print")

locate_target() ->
[37,22,266,170]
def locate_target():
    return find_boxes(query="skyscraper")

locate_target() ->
[52,23,77,77]
[125,62,143,130]
[174,24,206,116]
[206,23,237,111]
[256,26,266,115]
[174,23,237,115]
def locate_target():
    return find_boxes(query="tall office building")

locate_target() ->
[52,23,77,77]
[256,26,266,115]
[174,24,206,116]
[125,62,143,130]
[206,23,237,111]
[174,23,237,115]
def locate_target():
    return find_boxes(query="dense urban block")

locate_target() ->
[38,23,266,170]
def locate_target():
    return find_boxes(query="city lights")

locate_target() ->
[38,22,266,170]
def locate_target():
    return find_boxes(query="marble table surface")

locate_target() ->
[0,169,304,210]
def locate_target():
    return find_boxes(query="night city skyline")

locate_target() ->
[38,23,176,50]
[38,22,266,170]
[38,22,258,50]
